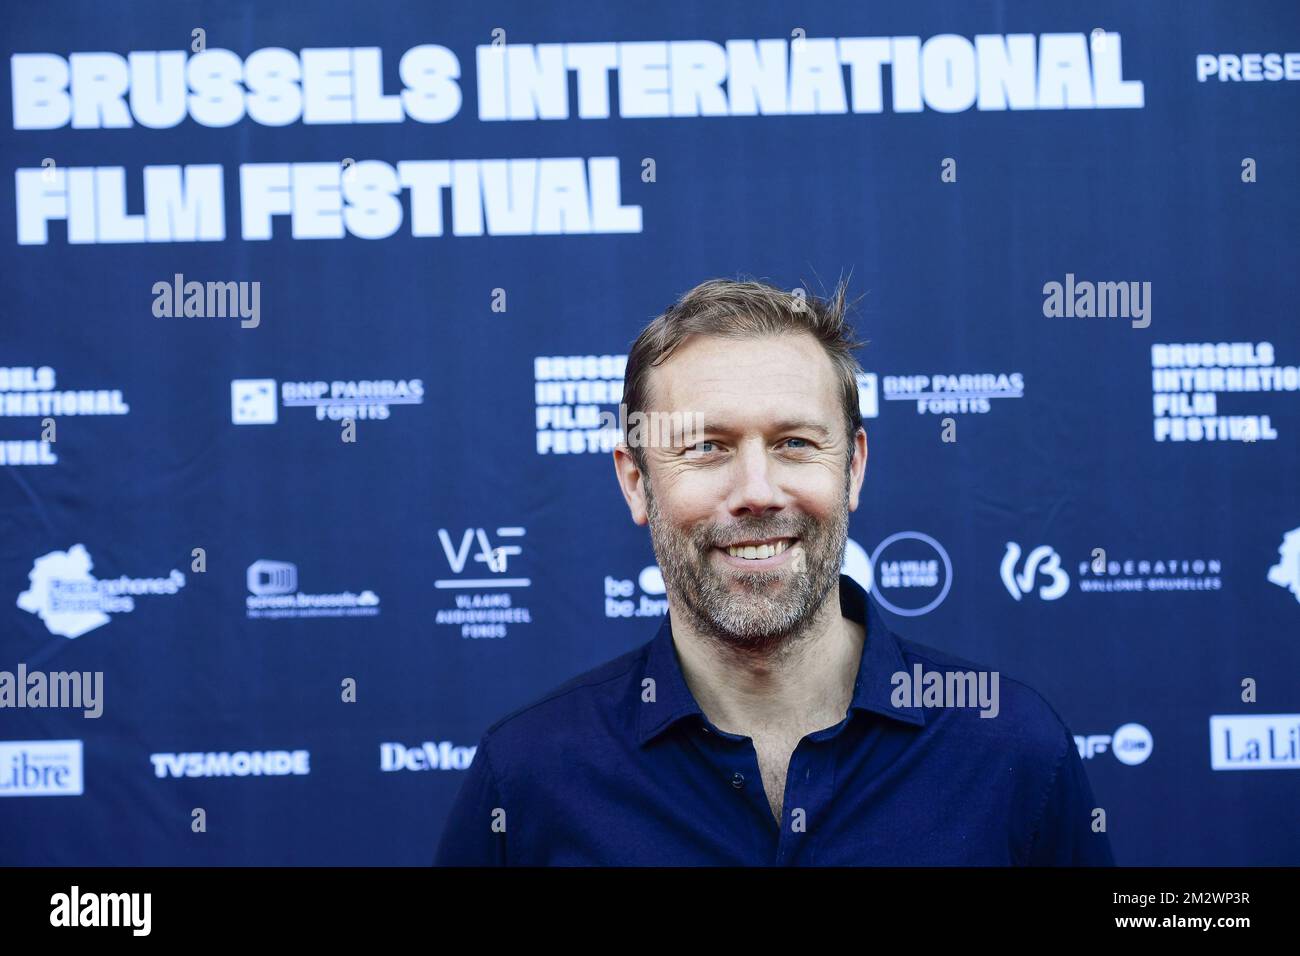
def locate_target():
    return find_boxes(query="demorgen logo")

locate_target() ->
[1266,526,1300,604]
[247,560,297,595]
[1001,542,1070,601]
[17,545,185,638]
[379,741,477,772]
[0,739,84,796]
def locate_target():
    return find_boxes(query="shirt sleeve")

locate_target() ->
[1025,729,1116,866]
[434,733,508,866]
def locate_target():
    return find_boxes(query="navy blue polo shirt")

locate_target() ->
[435,574,1114,866]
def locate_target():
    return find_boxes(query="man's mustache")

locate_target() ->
[699,525,809,549]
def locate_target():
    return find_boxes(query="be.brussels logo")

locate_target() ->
[605,566,668,618]
[17,545,186,639]
[1210,714,1300,771]
[434,526,533,639]
[0,739,83,797]
[1074,724,1153,766]
[1267,525,1300,605]
[244,559,379,620]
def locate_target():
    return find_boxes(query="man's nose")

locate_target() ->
[727,442,783,516]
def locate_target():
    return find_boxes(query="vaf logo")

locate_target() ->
[1001,542,1070,601]
[1266,525,1300,604]
[436,527,527,582]
[434,526,533,639]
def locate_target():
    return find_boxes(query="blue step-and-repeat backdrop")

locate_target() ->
[2,1,1297,865]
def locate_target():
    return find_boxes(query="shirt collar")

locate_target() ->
[636,573,926,746]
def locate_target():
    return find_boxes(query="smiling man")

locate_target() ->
[435,278,1113,866]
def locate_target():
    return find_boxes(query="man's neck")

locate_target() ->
[669,583,865,739]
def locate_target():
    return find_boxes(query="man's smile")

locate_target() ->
[712,536,801,569]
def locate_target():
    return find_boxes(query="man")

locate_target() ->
[435,278,1113,866]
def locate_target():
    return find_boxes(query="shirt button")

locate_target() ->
[730,771,745,789]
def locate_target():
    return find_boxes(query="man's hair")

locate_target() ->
[622,277,866,477]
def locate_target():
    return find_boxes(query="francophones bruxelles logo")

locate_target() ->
[1267,525,1300,604]
[231,377,424,425]
[434,525,533,639]
[17,545,186,638]
[245,559,379,619]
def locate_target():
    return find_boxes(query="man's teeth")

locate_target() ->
[725,540,792,560]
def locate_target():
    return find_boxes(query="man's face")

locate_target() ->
[615,332,867,653]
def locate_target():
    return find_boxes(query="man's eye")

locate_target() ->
[686,441,716,454]
[784,438,811,449]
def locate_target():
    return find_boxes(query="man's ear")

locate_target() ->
[847,426,868,512]
[613,444,649,526]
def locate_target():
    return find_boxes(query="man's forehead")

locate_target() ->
[648,332,839,411]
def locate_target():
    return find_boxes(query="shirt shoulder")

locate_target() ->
[889,633,1111,864]
[892,633,1076,763]
[476,640,652,774]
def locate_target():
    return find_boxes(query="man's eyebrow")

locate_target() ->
[699,419,833,439]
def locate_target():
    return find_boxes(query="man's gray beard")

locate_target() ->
[644,475,850,655]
